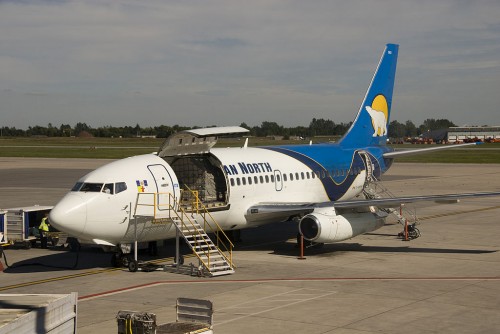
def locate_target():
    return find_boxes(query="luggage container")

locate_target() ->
[4,206,55,248]
[117,298,213,334]
[0,210,6,244]
[0,293,78,334]
[117,311,156,334]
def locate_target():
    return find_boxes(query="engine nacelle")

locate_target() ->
[299,207,386,243]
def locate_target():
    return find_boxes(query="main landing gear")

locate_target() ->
[111,243,134,268]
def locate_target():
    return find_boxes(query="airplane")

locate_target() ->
[49,44,500,272]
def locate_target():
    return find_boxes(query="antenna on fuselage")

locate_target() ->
[243,138,249,148]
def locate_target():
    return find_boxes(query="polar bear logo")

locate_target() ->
[365,106,387,137]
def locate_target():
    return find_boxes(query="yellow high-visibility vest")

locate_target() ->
[39,217,49,232]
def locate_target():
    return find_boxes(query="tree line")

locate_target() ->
[0,118,456,139]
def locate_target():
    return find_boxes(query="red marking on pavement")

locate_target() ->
[78,276,500,301]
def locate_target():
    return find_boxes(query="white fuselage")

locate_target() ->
[49,146,368,246]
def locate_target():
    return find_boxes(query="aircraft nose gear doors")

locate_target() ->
[147,164,178,211]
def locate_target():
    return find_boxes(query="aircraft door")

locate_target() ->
[274,170,283,191]
[147,164,177,211]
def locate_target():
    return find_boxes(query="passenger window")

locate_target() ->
[254,176,258,184]
[248,177,252,185]
[236,178,241,186]
[301,172,304,180]
[102,183,114,194]
[265,175,269,183]
[283,174,287,182]
[290,173,294,181]
[242,177,246,185]
[270,175,274,182]
[295,172,299,180]
[276,174,281,182]
[260,176,264,183]
[115,182,127,194]
[230,179,235,187]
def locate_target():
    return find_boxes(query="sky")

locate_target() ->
[1,0,500,129]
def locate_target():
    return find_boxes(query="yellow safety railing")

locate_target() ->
[182,185,234,266]
[133,189,233,271]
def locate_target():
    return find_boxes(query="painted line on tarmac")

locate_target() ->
[0,256,176,292]
[215,289,337,326]
[0,268,118,292]
[78,276,500,302]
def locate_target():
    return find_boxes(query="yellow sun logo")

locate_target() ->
[366,94,388,137]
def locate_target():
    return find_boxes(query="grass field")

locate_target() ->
[1,137,500,163]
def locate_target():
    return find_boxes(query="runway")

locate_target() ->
[1,159,500,333]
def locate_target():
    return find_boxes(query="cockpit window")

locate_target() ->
[115,182,127,194]
[72,182,127,194]
[80,183,104,192]
[71,182,83,191]
[102,183,114,194]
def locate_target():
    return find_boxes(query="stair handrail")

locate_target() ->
[364,181,418,224]
[134,192,216,269]
[132,191,234,272]
[182,185,234,267]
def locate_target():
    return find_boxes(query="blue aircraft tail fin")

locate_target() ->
[338,43,399,147]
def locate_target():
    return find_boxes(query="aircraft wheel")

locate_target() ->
[121,255,131,267]
[128,259,139,272]
[24,241,32,249]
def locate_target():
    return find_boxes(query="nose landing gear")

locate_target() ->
[111,252,133,268]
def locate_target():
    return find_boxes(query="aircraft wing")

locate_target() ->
[246,191,500,222]
[383,142,481,158]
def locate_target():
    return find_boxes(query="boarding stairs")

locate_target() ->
[135,189,234,277]
[359,151,416,226]
[172,214,235,277]
[363,181,417,226]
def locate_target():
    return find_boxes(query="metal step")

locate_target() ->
[172,216,234,277]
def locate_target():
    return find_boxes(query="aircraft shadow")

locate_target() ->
[1,243,192,274]
[231,223,496,257]
[260,242,497,258]
[3,220,495,273]
[1,245,119,274]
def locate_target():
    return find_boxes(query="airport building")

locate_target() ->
[418,126,500,143]
[447,126,500,143]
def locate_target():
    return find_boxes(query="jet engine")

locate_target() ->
[298,206,386,243]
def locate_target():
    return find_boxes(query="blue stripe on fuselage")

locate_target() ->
[263,145,366,201]
[263,144,391,200]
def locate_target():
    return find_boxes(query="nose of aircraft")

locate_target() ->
[49,193,87,237]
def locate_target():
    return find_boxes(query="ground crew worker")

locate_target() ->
[39,212,50,249]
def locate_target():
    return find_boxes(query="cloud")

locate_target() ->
[1,0,500,128]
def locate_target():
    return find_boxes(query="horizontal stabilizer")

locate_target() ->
[384,142,481,158]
